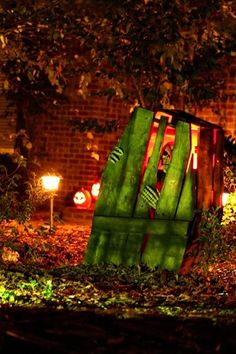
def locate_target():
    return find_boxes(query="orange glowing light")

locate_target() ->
[73,189,92,209]
[41,175,60,191]
[91,182,100,199]
[193,149,198,170]
[192,125,199,170]
[186,124,199,172]
[222,193,230,206]
[155,111,173,123]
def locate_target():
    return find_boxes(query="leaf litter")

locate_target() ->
[0,219,235,320]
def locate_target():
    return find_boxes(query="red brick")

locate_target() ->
[30,64,236,210]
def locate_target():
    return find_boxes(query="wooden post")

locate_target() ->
[197,127,214,209]
[213,128,224,207]
[50,196,54,230]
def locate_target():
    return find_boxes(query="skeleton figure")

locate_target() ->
[108,146,124,164]
[162,144,172,173]
[141,143,172,209]
[108,142,171,210]
[141,185,160,210]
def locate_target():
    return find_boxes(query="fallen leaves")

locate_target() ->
[0,219,235,317]
[2,246,20,263]
[0,220,90,268]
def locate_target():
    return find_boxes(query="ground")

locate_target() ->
[0,216,235,353]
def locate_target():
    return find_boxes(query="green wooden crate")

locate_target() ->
[84,107,223,272]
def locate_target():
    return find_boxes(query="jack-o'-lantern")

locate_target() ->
[73,189,92,209]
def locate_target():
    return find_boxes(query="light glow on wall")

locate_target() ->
[222,192,230,207]
[91,182,100,199]
[186,124,199,172]
[193,147,198,170]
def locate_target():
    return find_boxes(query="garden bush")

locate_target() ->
[0,153,48,224]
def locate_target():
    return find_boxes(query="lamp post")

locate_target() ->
[41,175,61,230]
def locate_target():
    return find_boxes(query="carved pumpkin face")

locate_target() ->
[74,191,86,204]
[73,189,91,209]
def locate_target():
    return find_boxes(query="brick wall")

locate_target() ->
[31,63,236,215]
[0,75,16,153]
[195,59,236,137]
[31,79,130,210]
[4,58,234,217]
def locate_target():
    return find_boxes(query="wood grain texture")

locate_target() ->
[155,121,191,219]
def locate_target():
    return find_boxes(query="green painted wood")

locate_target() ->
[123,232,145,266]
[134,117,167,217]
[155,121,191,219]
[115,108,154,216]
[105,108,154,264]
[104,232,128,265]
[85,111,195,271]
[94,107,153,217]
[85,115,134,264]
[91,215,189,271]
[139,120,192,271]
[122,117,167,265]
[84,230,110,264]
[92,216,189,236]
[84,230,100,264]
[141,221,189,271]
[175,164,195,221]
[84,108,154,264]
[94,112,134,217]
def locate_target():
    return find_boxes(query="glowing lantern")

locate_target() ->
[91,182,100,199]
[73,189,92,209]
[41,174,61,230]
[193,151,198,170]
[41,175,60,191]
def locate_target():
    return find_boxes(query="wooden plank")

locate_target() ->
[175,166,195,221]
[155,121,191,219]
[123,233,145,266]
[94,112,134,217]
[84,230,110,264]
[104,108,154,264]
[103,232,128,265]
[92,216,189,235]
[197,128,213,209]
[140,121,192,271]
[121,117,167,265]
[94,107,154,217]
[115,108,154,216]
[85,108,154,264]
[91,216,189,271]
[134,117,167,217]
[141,222,189,271]
[213,128,224,207]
